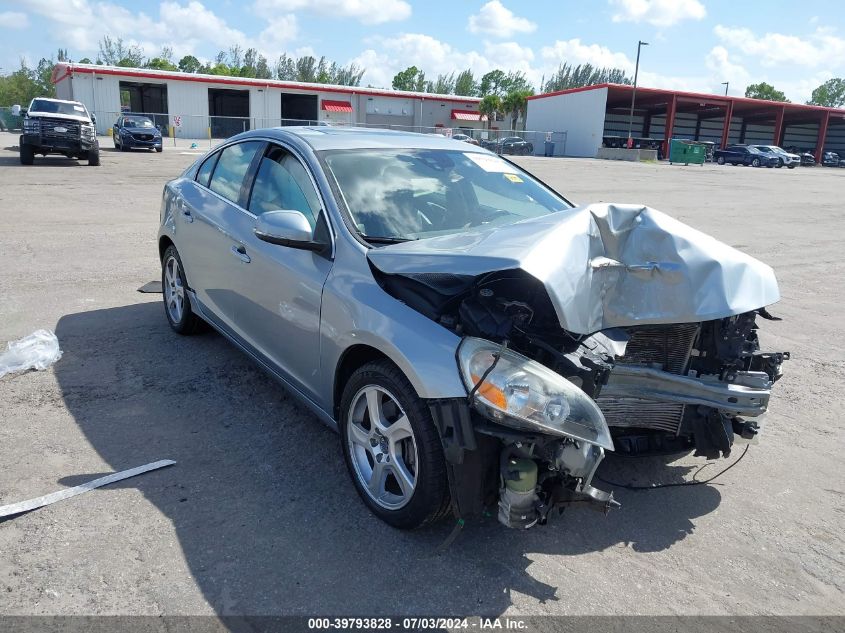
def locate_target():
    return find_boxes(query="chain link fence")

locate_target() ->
[1,106,567,156]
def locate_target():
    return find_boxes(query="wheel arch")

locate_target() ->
[158,235,175,261]
[333,344,393,419]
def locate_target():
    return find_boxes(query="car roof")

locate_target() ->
[229,126,491,152]
[31,97,84,106]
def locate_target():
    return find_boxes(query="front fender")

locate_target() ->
[320,243,467,407]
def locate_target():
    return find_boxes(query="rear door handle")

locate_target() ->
[231,244,251,264]
[176,199,193,222]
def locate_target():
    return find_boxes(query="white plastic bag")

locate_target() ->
[0,330,63,378]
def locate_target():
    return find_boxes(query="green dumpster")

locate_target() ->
[669,138,706,165]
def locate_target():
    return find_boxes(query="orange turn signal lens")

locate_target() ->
[470,373,507,409]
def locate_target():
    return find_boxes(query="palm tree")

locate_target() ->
[478,94,501,130]
[502,89,534,131]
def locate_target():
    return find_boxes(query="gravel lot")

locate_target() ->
[0,131,843,617]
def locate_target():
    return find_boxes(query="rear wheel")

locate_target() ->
[161,245,203,335]
[20,143,34,165]
[340,360,450,529]
[716,156,725,165]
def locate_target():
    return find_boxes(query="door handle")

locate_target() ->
[231,244,251,264]
[177,199,193,223]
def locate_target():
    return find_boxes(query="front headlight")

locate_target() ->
[458,337,613,450]
[23,119,40,133]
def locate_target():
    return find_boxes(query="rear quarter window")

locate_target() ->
[196,152,219,188]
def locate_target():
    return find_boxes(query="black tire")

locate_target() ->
[776,159,784,168]
[88,147,100,166]
[121,141,129,152]
[161,245,203,335]
[20,143,34,165]
[788,164,796,169]
[716,156,725,165]
[751,158,761,167]
[155,146,163,153]
[339,360,451,529]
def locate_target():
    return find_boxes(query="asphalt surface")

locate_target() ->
[0,132,843,616]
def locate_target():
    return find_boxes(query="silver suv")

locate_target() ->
[158,127,788,530]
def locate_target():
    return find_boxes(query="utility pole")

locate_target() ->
[722,81,729,96]
[627,40,649,148]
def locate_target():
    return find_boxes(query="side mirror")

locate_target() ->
[11,105,21,116]
[90,113,97,125]
[254,210,327,252]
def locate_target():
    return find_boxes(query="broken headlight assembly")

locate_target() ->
[457,337,613,451]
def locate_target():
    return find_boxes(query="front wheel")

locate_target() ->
[751,158,761,167]
[20,143,34,165]
[716,156,725,165]
[155,146,163,153]
[788,164,796,169]
[340,360,451,529]
[88,147,100,166]
[161,245,203,335]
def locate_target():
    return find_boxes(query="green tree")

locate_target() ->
[807,78,845,107]
[543,62,632,92]
[427,73,455,95]
[78,57,93,64]
[502,89,533,130]
[478,94,501,129]
[0,58,56,106]
[745,82,790,102]
[479,69,506,96]
[146,57,178,71]
[454,69,477,96]
[392,66,425,91]
[177,55,201,73]
[98,36,144,67]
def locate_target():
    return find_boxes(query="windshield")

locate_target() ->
[322,149,572,242]
[30,99,88,117]
[124,117,154,128]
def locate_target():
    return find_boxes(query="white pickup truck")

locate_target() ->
[14,97,100,166]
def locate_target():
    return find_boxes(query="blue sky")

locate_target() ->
[1,0,843,102]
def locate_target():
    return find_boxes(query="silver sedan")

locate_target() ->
[158,127,787,530]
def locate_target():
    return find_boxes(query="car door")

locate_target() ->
[174,140,265,333]
[222,142,334,402]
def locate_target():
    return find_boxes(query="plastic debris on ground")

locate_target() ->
[0,329,63,378]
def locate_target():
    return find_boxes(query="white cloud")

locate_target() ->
[541,39,634,73]
[24,0,297,60]
[610,0,705,27]
[467,1,536,38]
[714,25,845,69]
[704,46,749,94]
[0,11,29,29]
[253,0,410,25]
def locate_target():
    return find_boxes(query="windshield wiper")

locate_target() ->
[361,235,416,244]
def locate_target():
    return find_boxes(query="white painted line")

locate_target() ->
[0,460,176,518]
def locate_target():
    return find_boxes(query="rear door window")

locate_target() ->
[209,141,263,205]
[196,152,219,188]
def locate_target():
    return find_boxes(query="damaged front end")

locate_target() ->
[371,204,789,528]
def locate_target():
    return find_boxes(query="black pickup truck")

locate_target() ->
[16,98,100,166]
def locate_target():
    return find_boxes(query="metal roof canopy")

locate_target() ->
[528,83,845,161]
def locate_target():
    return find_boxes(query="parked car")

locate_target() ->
[821,151,841,167]
[713,144,779,167]
[14,98,99,166]
[496,136,534,155]
[800,152,816,166]
[752,145,800,168]
[158,127,788,530]
[113,114,163,152]
[451,133,479,146]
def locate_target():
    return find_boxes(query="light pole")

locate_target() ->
[722,81,729,96]
[627,40,649,148]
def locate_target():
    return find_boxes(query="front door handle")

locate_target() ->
[231,244,251,264]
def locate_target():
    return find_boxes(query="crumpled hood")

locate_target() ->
[367,203,780,335]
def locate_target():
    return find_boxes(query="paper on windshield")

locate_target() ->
[465,153,514,173]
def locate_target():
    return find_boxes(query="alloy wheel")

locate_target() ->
[347,385,418,510]
[164,256,185,323]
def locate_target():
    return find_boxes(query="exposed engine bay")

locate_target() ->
[377,267,789,528]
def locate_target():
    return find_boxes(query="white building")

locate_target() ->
[52,63,485,139]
